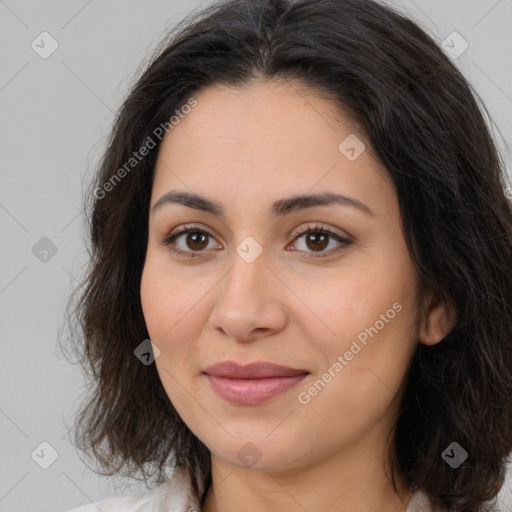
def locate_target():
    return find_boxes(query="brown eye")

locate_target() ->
[162,226,221,257]
[185,231,209,251]
[289,224,352,259]
[304,231,329,252]
[163,223,351,259]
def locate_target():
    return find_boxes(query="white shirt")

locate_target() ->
[64,465,512,512]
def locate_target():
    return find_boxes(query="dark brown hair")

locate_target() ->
[61,0,512,510]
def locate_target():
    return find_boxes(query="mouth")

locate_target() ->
[203,361,310,405]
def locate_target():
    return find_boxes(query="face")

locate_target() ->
[140,79,423,473]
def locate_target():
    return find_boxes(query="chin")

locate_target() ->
[207,433,316,474]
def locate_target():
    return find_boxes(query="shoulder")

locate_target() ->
[496,470,512,511]
[62,491,152,512]
[406,489,435,512]
[62,467,201,512]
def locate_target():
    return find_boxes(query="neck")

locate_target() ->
[202,429,414,512]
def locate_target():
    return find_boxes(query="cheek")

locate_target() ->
[140,249,207,338]
[290,264,415,353]
[140,257,198,373]
[140,261,209,434]
[293,292,417,451]
[140,263,199,417]
[293,244,420,399]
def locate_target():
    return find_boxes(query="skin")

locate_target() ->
[140,79,454,512]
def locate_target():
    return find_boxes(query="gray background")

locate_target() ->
[1,1,511,511]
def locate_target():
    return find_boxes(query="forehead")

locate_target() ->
[151,79,393,215]
[163,79,351,148]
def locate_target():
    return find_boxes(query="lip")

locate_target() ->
[204,361,309,378]
[203,361,309,405]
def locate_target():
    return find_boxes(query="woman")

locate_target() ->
[62,0,512,511]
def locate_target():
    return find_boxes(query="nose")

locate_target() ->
[208,245,288,343]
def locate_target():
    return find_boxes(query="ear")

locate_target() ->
[418,288,456,346]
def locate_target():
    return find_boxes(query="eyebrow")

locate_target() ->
[152,190,374,217]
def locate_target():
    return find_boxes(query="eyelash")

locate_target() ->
[161,223,352,259]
